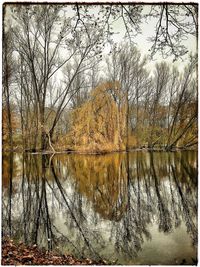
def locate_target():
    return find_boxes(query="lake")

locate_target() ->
[2,151,197,265]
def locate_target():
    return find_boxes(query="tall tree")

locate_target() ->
[3,30,14,150]
[106,43,148,150]
[9,4,104,150]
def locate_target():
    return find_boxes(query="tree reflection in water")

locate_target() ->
[2,151,197,264]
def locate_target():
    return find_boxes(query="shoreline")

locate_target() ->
[2,146,197,155]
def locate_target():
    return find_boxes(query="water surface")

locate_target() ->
[2,151,197,265]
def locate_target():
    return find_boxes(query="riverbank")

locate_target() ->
[2,237,106,265]
[3,145,197,155]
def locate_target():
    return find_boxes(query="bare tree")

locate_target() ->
[106,43,148,150]
[165,55,197,150]
[74,4,197,59]
[147,62,170,148]
[3,29,14,150]
[8,4,104,151]
[147,4,198,60]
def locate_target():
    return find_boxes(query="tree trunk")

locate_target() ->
[4,39,13,150]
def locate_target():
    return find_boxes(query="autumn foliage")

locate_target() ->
[64,81,127,152]
[2,237,106,265]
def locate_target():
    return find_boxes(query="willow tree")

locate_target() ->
[67,81,126,152]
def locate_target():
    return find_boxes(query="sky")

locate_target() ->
[4,3,197,77]
[61,3,197,72]
[102,4,197,72]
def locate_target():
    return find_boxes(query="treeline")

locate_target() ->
[64,48,197,152]
[2,5,197,152]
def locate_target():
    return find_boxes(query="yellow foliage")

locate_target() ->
[128,135,137,148]
[57,153,128,220]
[68,81,126,152]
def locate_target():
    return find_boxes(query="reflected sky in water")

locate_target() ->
[2,151,197,265]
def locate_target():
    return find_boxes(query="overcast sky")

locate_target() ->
[61,4,197,72]
[103,4,196,72]
[4,3,197,74]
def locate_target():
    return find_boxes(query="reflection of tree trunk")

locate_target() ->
[8,152,13,236]
[184,162,197,186]
[167,155,181,228]
[136,152,141,224]
[22,154,28,244]
[50,159,101,260]
[32,156,54,249]
[42,155,54,250]
[141,159,152,221]
[125,152,131,241]
[43,178,53,250]
[171,164,197,245]
[150,152,172,232]
[32,178,44,244]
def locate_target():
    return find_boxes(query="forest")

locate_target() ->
[3,4,198,153]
